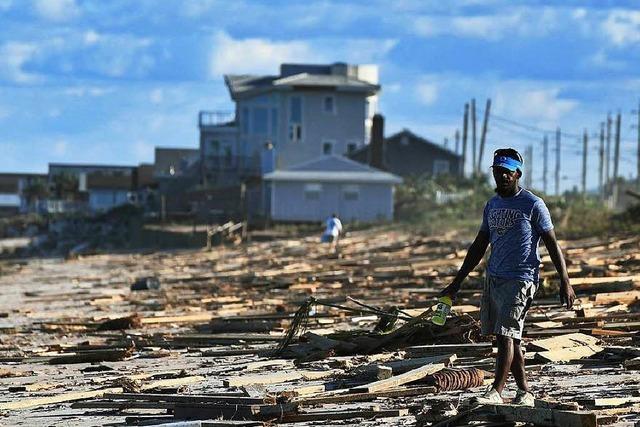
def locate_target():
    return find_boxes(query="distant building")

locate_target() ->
[199,62,380,188]
[0,173,47,216]
[263,155,401,222]
[349,128,463,178]
[47,163,150,213]
[153,147,200,214]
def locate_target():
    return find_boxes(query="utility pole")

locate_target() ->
[606,112,612,186]
[543,135,548,194]
[599,122,604,198]
[613,112,621,206]
[462,103,469,178]
[444,138,449,149]
[455,129,460,154]
[471,98,477,175]
[582,129,588,196]
[555,127,561,196]
[525,145,533,188]
[636,101,640,188]
[478,98,491,173]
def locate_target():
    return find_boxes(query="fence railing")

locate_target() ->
[199,111,235,127]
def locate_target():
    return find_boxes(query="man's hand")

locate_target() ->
[439,281,461,298]
[559,280,576,309]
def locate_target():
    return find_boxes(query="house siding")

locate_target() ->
[270,181,393,222]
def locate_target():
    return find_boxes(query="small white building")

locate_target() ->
[263,155,402,222]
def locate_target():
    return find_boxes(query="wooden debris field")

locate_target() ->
[0,228,639,426]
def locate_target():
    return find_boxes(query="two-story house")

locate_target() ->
[199,62,380,188]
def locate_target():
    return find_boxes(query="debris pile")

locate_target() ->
[0,229,638,425]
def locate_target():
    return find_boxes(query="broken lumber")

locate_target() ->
[351,362,446,393]
[487,404,597,427]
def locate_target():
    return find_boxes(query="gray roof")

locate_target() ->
[225,73,379,100]
[263,155,402,184]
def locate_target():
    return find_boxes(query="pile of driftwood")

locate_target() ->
[0,228,639,426]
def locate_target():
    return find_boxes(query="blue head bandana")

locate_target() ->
[492,155,522,172]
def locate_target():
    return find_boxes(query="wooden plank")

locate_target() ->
[102,392,271,405]
[488,404,598,427]
[0,386,123,410]
[578,396,640,407]
[223,370,336,388]
[592,290,640,304]
[534,345,603,363]
[296,386,437,405]
[281,408,409,422]
[350,363,445,393]
[527,333,599,352]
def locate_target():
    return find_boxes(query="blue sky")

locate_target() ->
[1,0,640,192]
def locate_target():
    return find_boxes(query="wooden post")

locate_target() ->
[478,98,491,173]
[555,127,561,196]
[613,112,621,206]
[599,122,604,198]
[471,98,477,175]
[582,129,588,196]
[462,103,469,177]
[543,134,548,194]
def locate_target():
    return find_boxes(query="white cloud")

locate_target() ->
[133,140,154,159]
[416,82,438,105]
[412,8,558,40]
[64,86,113,97]
[587,49,626,70]
[209,31,397,77]
[53,140,68,156]
[210,31,315,76]
[602,9,640,46]
[0,42,40,83]
[0,105,10,119]
[149,88,163,104]
[84,30,100,45]
[494,85,577,122]
[33,0,80,22]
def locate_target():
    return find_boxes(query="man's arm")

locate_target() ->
[541,229,576,309]
[440,230,490,297]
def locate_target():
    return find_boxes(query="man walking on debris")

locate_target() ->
[321,213,343,253]
[440,148,576,406]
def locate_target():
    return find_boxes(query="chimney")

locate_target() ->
[370,114,385,170]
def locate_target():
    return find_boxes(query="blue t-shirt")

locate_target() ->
[479,188,553,283]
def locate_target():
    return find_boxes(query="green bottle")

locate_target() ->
[432,295,452,326]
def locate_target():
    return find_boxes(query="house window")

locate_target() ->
[223,146,232,166]
[347,143,357,154]
[323,96,335,114]
[304,183,322,200]
[323,141,333,155]
[433,160,450,176]
[271,108,278,138]
[252,107,268,134]
[209,140,219,155]
[241,107,250,134]
[289,96,302,142]
[343,184,359,201]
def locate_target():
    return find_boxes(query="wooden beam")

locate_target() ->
[0,387,123,410]
[281,408,409,422]
[488,404,597,427]
[350,362,446,393]
[527,333,599,352]
[534,345,603,363]
[223,370,336,388]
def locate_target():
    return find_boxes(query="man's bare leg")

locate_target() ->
[510,338,529,391]
[493,334,514,393]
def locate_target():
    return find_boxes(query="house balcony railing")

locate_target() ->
[204,155,261,176]
[199,111,236,128]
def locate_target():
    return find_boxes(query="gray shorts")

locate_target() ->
[480,275,537,340]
